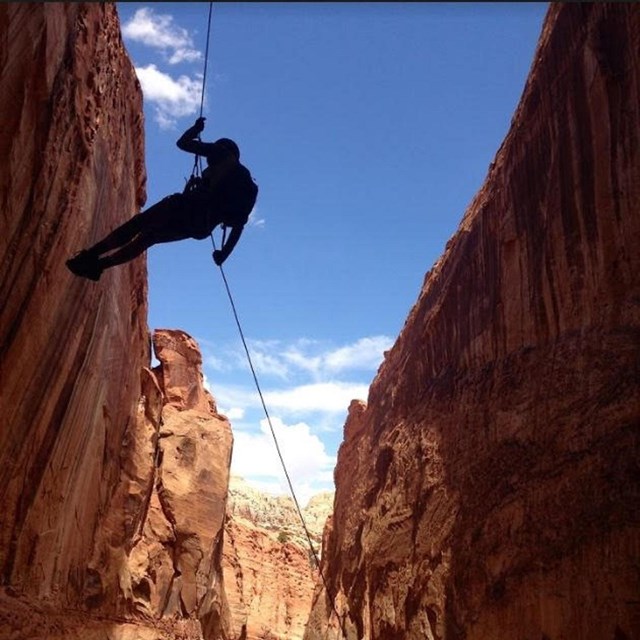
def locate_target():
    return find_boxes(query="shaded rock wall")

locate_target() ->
[1,325,234,640]
[306,4,640,640]
[0,6,233,640]
[0,1,147,603]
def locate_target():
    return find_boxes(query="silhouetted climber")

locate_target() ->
[66,117,258,281]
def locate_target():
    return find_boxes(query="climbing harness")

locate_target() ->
[193,5,349,638]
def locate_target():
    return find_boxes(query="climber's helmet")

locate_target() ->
[212,138,240,162]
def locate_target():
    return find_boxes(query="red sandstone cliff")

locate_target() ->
[0,6,232,640]
[306,4,640,639]
[223,516,317,640]
[0,0,147,608]
[223,477,333,639]
[122,329,233,640]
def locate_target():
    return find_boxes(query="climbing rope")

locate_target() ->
[195,5,348,637]
[199,2,213,119]
[190,1,214,181]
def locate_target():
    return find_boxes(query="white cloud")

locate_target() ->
[324,336,393,371]
[134,63,202,129]
[222,407,245,420]
[231,417,336,503]
[168,48,203,65]
[212,381,367,417]
[122,7,202,65]
[202,336,386,504]
[248,207,266,228]
[208,383,257,413]
[265,381,369,414]
[204,353,233,373]
[249,348,290,380]
[284,335,393,376]
[282,349,321,376]
[202,335,393,381]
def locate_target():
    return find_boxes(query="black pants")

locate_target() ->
[88,192,215,269]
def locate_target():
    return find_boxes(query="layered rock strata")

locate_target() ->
[306,4,640,639]
[223,517,317,640]
[223,477,333,639]
[227,476,332,549]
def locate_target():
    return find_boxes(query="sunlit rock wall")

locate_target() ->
[223,477,333,639]
[223,517,317,640]
[122,330,233,640]
[306,4,640,639]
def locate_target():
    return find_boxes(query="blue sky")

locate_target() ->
[116,2,548,504]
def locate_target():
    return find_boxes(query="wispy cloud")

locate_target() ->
[224,407,245,420]
[282,336,392,377]
[324,336,393,371]
[122,7,202,65]
[202,335,393,381]
[200,333,391,498]
[134,64,202,129]
[248,207,266,228]
[265,381,369,414]
[248,348,291,380]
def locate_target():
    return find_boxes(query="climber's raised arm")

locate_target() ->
[176,117,217,156]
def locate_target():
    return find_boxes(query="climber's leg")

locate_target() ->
[98,197,195,270]
[86,214,145,257]
[66,194,194,280]
[97,232,155,269]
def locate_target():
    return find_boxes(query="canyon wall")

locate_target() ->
[306,4,640,639]
[224,477,333,639]
[227,476,332,550]
[0,6,232,640]
[223,516,317,640]
[120,329,233,640]
[0,0,148,606]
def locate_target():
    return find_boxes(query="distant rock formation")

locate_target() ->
[223,476,333,639]
[306,4,640,639]
[227,476,332,547]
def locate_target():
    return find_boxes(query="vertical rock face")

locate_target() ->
[306,4,640,640]
[0,6,233,640]
[0,0,147,606]
[118,329,233,640]
[223,477,333,639]
[223,518,317,640]
[0,328,234,639]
